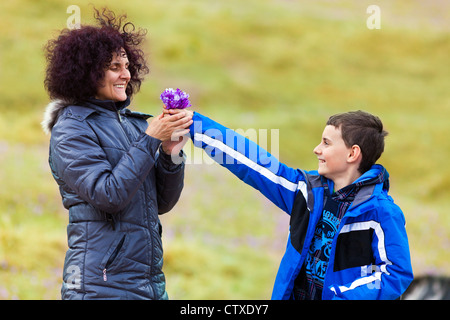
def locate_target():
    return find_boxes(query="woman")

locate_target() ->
[42,8,192,299]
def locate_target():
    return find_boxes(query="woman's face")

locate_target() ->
[96,49,131,102]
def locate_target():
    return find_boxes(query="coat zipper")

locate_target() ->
[116,110,134,147]
[102,234,126,281]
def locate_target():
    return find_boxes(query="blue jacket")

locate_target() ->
[43,97,184,299]
[190,112,413,300]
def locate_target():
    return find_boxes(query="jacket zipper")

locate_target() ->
[103,234,126,281]
[116,110,134,148]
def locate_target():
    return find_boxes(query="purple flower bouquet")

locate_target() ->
[160,88,191,109]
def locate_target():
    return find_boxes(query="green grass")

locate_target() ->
[0,144,66,299]
[0,0,449,299]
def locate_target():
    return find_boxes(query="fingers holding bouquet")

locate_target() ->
[145,111,192,140]
[163,108,193,118]
[146,88,194,155]
[161,88,193,118]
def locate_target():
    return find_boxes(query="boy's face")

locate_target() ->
[313,125,353,182]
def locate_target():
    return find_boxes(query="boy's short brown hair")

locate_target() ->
[327,110,388,173]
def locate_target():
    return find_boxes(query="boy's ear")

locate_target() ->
[348,145,362,163]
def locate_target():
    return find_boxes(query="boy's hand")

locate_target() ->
[162,108,193,118]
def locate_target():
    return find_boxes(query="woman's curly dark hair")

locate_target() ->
[44,7,149,102]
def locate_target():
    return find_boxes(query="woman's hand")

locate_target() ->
[161,109,194,155]
[145,110,192,141]
[145,110,193,155]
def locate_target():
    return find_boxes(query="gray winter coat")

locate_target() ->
[43,97,184,300]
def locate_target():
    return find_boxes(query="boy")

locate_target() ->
[167,109,413,300]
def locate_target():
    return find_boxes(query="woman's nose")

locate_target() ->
[121,68,131,80]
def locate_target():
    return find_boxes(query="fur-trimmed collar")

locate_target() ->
[41,99,73,135]
[41,97,147,134]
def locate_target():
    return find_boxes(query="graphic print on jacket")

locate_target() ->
[300,198,341,299]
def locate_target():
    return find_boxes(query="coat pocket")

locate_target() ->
[100,233,127,281]
[334,229,374,272]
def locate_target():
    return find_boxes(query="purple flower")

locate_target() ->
[160,88,191,109]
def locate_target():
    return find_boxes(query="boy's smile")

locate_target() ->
[313,125,361,191]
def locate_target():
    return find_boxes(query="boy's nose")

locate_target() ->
[313,145,321,155]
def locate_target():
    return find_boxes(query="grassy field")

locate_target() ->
[0,0,449,299]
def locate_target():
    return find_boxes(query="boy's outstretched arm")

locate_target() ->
[188,111,307,215]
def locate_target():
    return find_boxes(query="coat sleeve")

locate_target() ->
[328,201,414,300]
[189,112,307,214]
[154,147,185,214]
[50,119,161,214]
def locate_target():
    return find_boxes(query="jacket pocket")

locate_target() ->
[334,229,374,272]
[100,234,127,281]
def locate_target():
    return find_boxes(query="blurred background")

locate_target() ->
[0,0,448,299]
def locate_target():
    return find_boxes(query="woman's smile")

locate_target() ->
[96,49,131,102]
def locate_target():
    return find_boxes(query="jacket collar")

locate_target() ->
[82,96,131,112]
[41,97,131,134]
[323,164,389,207]
[41,99,73,135]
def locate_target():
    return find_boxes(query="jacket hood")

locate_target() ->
[355,164,390,191]
[41,99,74,135]
[41,97,132,135]
[326,164,390,203]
